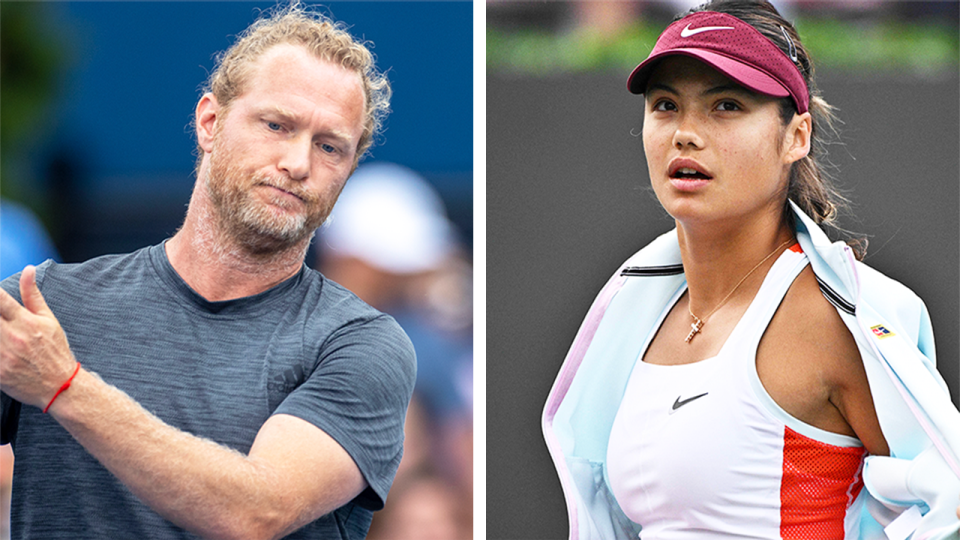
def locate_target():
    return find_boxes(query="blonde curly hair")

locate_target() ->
[203,3,391,162]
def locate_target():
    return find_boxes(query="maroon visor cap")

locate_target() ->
[627,11,809,114]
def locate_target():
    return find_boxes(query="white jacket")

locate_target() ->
[542,202,960,540]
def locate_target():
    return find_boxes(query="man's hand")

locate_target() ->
[1,266,366,539]
[0,266,79,410]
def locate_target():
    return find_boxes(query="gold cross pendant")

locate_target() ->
[685,317,704,343]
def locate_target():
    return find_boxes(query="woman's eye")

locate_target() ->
[716,101,740,112]
[653,100,676,112]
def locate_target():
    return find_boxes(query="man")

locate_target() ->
[0,5,416,540]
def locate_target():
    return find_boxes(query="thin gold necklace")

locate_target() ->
[685,238,794,343]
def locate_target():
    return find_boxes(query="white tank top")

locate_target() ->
[606,245,867,540]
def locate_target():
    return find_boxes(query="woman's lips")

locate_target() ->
[669,177,711,191]
[667,159,713,191]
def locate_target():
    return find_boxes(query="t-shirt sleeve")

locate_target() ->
[272,313,416,510]
[2,272,21,299]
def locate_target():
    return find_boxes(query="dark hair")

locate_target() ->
[681,0,865,259]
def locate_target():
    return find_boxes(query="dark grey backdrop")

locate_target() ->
[487,70,960,539]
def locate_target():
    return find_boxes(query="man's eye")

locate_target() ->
[267,122,283,131]
[320,143,338,154]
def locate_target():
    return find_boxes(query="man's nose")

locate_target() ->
[278,137,312,181]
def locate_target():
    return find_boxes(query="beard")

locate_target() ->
[205,139,338,255]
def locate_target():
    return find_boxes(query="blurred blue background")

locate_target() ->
[1,3,474,538]
[1,1,472,263]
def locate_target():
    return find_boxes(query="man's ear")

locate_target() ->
[196,93,220,153]
[783,111,812,165]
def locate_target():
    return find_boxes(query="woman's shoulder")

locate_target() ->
[780,264,855,349]
[799,228,929,344]
[760,264,879,445]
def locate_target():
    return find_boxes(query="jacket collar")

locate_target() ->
[619,201,859,312]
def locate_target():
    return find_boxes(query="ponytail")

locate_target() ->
[684,0,866,259]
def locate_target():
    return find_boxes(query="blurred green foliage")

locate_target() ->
[487,17,960,75]
[0,2,65,201]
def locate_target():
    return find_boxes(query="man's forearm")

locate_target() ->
[1,269,365,538]
[48,368,302,540]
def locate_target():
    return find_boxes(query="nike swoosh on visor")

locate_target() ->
[680,24,735,37]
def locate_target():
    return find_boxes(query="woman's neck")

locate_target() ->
[677,210,795,317]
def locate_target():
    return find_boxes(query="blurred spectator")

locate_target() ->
[365,469,469,540]
[314,162,473,538]
[1,199,59,278]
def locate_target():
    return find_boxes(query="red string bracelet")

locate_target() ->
[43,362,81,414]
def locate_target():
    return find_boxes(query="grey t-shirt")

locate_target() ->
[0,243,416,539]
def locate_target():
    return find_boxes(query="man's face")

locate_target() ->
[205,43,366,253]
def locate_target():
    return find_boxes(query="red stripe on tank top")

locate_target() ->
[780,426,866,539]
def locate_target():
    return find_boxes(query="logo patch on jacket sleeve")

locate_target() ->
[870,324,895,339]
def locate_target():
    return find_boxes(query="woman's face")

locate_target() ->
[642,56,808,230]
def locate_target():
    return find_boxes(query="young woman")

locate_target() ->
[542,2,960,539]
